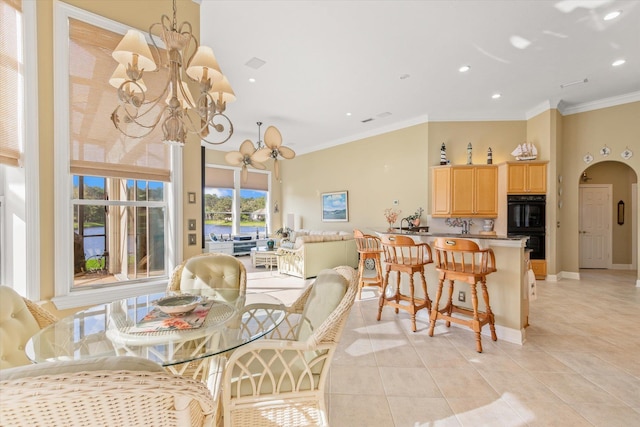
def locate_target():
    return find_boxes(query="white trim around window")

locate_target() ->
[52,1,179,309]
[23,0,40,300]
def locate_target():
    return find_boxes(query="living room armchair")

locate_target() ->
[221,266,357,426]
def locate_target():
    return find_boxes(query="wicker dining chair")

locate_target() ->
[0,285,58,369]
[0,356,216,427]
[168,252,247,300]
[221,266,358,427]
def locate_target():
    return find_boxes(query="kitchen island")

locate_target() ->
[372,229,531,345]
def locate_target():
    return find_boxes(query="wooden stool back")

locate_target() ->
[353,229,384,299]
[432,238,496,283]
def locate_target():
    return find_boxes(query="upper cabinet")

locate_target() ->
[506,161,547,194]
[432,165,498,218]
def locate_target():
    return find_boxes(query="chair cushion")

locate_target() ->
[179,254,241,291]
[0,356,164,381]
[0,286,41,369]
[296,269,348,342]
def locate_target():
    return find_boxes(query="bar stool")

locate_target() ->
[378,234,432,332]
[428,237,497,353]
[353,229,384,299]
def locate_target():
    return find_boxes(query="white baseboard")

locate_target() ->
[556,271,580,280]
[611,264,633,270]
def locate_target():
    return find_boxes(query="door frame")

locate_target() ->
[579,184,612,269]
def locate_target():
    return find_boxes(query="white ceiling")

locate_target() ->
[199,0,640,155]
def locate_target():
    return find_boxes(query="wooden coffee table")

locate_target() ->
[251,247,278,270]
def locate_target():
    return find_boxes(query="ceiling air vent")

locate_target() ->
[245,57,266,69]
[361,118,374,123]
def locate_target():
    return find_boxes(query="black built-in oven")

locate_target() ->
[507,195,546,259]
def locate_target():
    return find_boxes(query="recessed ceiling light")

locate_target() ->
[459,65,471,73]
[346,112,352,116]
[604,10,622,21]
[492,93,501,99]
[612,59,626,67]
[248,78,256,83]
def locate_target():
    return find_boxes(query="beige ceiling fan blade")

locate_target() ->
[224,151,244,165]
[239,139,256,156]
[278,146,296,159]
[252,161,267,170]
[251,147,272,163]
[264,125,282,149]
[274,158,280,180]
[241,165,248,183]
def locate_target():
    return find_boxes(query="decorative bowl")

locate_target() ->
[155,295,203,316]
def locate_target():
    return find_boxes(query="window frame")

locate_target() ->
[52,2,181,309]
[202,164,272,241]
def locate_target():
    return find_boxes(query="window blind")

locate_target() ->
[0,0,23,167]
[242,171,268,191]
[204,167,234,188]
[68,18,171,181]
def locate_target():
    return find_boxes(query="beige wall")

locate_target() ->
[282,123,430,232]
[35,0,201,302]
[560,101,640,274]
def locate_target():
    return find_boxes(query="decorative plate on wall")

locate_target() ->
[621,148,633,160]
[600,146,611,156]
[583,153,593,164]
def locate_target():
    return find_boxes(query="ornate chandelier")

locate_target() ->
[109,0,234,146]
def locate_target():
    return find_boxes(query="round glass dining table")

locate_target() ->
[26,289,285,378]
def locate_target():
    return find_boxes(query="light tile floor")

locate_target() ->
[243,259,640,426]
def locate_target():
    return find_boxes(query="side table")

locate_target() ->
[250,247,278,270]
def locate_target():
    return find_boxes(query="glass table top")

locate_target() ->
[26,290,285,367]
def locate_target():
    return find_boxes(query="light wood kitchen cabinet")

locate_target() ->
[432,165,497,218]
[530,259,547,279]
[506,161,547,194]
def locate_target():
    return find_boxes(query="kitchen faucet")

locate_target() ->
[399,217,412,233]
[445,217,473,234]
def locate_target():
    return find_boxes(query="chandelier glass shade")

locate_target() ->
[109,0,234,146]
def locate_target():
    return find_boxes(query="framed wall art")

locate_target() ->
[321,191,349,222]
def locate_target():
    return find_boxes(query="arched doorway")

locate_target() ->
[579,161,637,270]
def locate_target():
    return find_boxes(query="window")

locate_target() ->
[73,176,166,288]
[204,165,270,240]
[53,3,179,308]
[0,0,23,167]
[0,0,39,298]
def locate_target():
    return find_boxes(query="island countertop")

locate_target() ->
[372,228,529,242]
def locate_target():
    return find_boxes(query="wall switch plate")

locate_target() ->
[458,291,466,302]
[188,233,197,245]
[188,219,196,230]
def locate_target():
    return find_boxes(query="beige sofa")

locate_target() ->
[276,230,358,279]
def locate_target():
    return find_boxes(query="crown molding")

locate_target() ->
[298,114,430,155]
[526,100,556,120]
[561,91,640,116]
